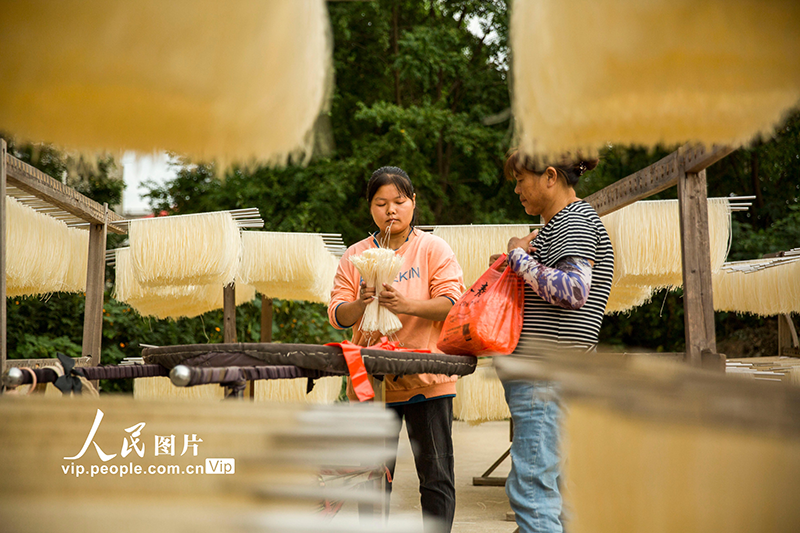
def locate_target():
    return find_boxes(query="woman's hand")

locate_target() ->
[489,253,508,270]
[507,229,539,254]
[358,281,376,308]
[378,283,412,315]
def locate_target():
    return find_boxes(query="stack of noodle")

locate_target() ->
[511,0,800,158]
[115,248,255,319]
[601,198,731,314]
[0,0,331,164]
[6,196,89,296]
[129,212,240,288]
[238,232,339,304]
[433,225,531,288]
[454,358,510,425]
[349,248,404,336]
[712,258,800,316]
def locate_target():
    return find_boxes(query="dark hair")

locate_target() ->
[367,166,417,225]
[503,150,599,187]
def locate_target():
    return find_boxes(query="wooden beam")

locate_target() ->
[82,206,108,367]
[4,154,126,234]
[260,295,273,343]
[1,140,7,374]
[585,144,734,217]
[678,169,722,370]
[223,284,237,343]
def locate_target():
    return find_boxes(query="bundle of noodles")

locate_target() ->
[601,198,732,290]
[0,0,331,164]
[60,227,90,293]
[432,225,531,288]
[511,1,800,158]
[454,358,510,425]
[115,248,255,319]
[6,196,72,297]
[134,377,224,401]
[254,376,343,404]
[238,232,339,304]
[349,248,404,336]
[129,212,240,288]
[712,258,800,316]
[604,285,657,315]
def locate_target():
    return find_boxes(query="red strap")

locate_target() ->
[326,341,374,402]
[367,337,432,354]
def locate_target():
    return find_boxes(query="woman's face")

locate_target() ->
[513,168,550,216]
[370,184,415,234]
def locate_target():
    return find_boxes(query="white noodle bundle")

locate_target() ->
[0,0,331,164]
[254,376,343,404]
[454,359,510,425]
[129,212,240,288]
[433,225,531,288]
[60,228,90,293]
[713,259,800,316]
[238,232,339,304]
[604,285,656,315]
[511,0,800,157]
[349,248,404,336]
[115,248,255,319]
[6,196,72,297]
[601,199,731,290]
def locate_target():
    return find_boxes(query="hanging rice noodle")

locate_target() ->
[254,376,343,404]
[60,228,90,294]
[713,258,800,316]
[349,248,404,336]
[115,248,255,319]
[432,225,531,288]
[129,212,240,288]
[238,232,339,304]
[511,1,800,157]
[605,285,657,315]
[0,0,331,164]
[454,359,510,425]
[601,198,732,290]
[6,196,72,297]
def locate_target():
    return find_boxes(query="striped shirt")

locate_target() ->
[514,201,614,354]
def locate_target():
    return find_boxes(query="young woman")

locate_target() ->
[499,151,614,533]
[328,166,465,532]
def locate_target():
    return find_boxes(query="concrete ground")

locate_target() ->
[389,419,516,533]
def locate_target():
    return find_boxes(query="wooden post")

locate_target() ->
[82,204,108,367]
[778,314,799,357]
[1,141,7,375]
[260,295,273,343]
[678,169,721,370]
[223,284,237,343]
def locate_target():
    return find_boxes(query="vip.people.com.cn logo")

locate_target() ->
[61,408,235,478]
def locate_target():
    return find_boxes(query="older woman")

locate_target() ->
[498,151,614,533]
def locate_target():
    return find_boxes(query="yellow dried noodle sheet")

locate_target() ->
[6,196,88,296]
[115,248,255,319]
[129,212,240,288]
[454,359,510,425]
[0,0,331,164]
[433,225,530,288]
[713,258,800,316]
[238,232,339,304]
[254,376,343,404]
[512,0,800,157]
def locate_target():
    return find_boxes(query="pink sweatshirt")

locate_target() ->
[328,229,465,403]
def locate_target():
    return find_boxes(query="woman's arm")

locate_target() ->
[507,248,594,310]
[378,284,453,321]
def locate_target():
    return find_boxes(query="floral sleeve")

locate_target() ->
[507,248,593,310]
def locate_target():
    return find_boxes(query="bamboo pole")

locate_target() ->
[1,140,7,375]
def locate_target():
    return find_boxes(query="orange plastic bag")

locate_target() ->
[437,254,524,356]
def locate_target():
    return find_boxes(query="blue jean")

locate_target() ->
[502,380,563,533]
